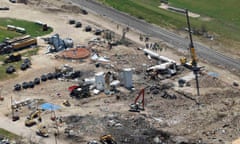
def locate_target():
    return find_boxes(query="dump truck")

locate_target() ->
[4,53,21,64]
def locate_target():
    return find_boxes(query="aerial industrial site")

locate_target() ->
[0,0,239,144]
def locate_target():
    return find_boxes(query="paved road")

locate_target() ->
[71,0,240,71]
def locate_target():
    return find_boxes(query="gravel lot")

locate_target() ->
[0,0,239,144]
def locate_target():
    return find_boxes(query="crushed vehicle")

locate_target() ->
[4,53,21,64]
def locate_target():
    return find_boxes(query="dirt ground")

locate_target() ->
[0,0,240,144]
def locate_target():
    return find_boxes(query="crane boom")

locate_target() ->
[185,9,200,96]
[186,9,197,66]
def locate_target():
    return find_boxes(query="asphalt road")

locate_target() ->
[71,0,240,71]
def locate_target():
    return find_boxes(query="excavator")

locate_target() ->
[25,109,42,127]
[129,88,145,112]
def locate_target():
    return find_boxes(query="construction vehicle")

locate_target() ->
[12,115,20,121]
[29,109,41,119]
[36,125,49,137]
[180,9,198,68]
[129,88,145,112]
[12,108,20,121]
[25,117,37,127]
[63,100,71,107]
[11,95,20,121]
[4,53,21,64]
[25,109,41,127]
[100,135,117,144]
[181,9,200,96]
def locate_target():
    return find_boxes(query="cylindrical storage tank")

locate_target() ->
[123,68,132,89]
[63,38,74,48]
[95,72,105,91]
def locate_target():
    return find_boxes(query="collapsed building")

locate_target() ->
[43,34,73,53]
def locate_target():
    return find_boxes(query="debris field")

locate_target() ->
[0,0,239,144]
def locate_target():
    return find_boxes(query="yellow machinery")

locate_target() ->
[63,100,71,107]
[28,109,41,119]
[181,9,200,96]
[100,134,117,144]
[12,38,37,50]
[36,124,49,137]
[180,9,198,69]
[25,109,42,127]
[180,57,194,69]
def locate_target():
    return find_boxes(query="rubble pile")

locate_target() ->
[190,74,228,88]
[62,113,206,144]
[0,1,239,143]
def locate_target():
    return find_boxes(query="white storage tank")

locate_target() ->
[95,72,105,91]
[122,68,133,89]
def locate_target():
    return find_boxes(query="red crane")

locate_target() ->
[129,88,145,112]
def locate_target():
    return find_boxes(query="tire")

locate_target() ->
[47,73,53,80]
[34,78,40,85]
[14,84,21,91]
[22,82,29,89]
[28,81,34,88]
[41,75,47,81]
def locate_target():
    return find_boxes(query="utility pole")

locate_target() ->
[185,9,200,96]
[11,95,14,119]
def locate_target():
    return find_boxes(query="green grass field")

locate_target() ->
[0,18,53,42]
[0,48,39,80]
[0,18,52,80]
[98,0,240,43]
[0,128,20,140]
[0,28,21,42]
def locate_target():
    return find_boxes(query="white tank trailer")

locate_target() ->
[143,48,176,63]
[143,48,177,75]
